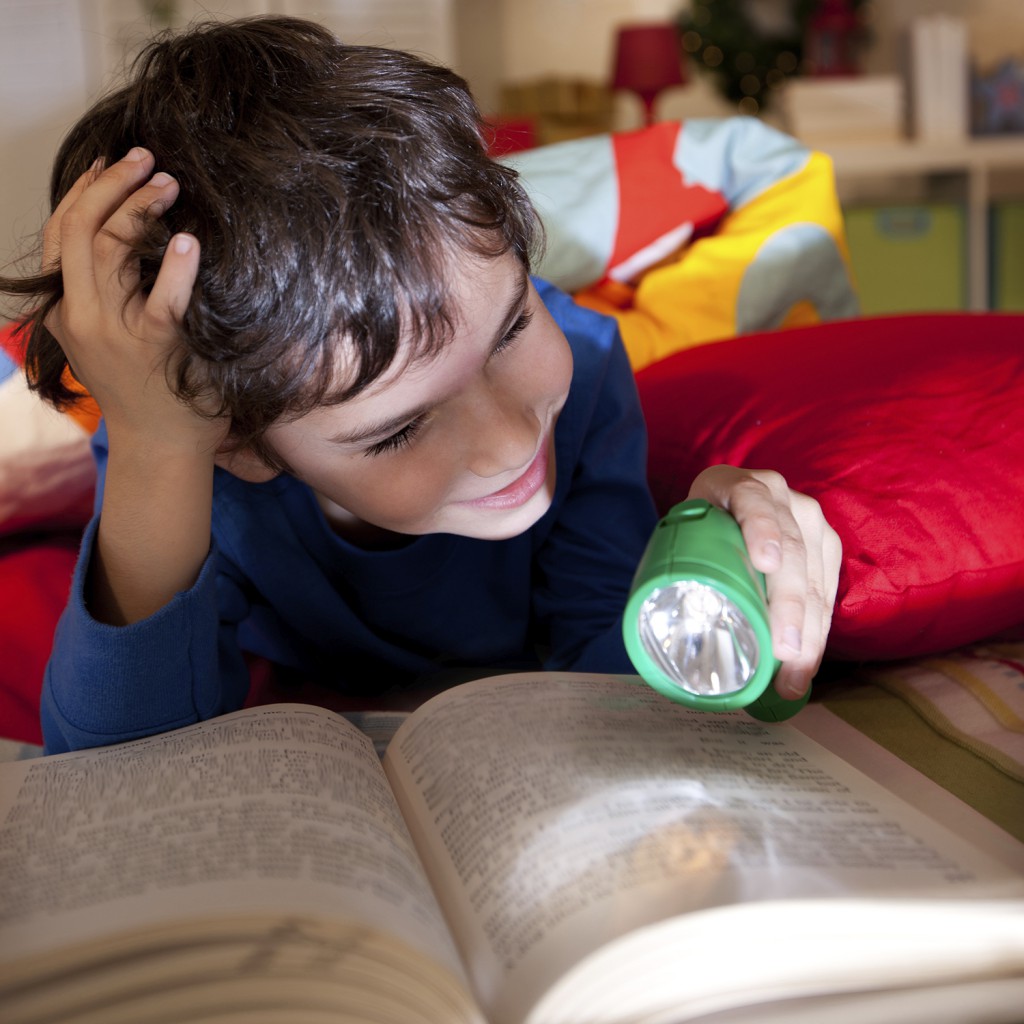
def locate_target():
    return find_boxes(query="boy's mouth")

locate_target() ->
[461,436,551,512]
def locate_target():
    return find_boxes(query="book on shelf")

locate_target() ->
[909,14,970,143]
[1,672,1023,1024]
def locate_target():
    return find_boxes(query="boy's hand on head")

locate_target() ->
[42,148,226,458]
[41,149,232,626]
[687,466,842,702]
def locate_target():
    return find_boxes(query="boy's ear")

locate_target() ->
[213,446,281,483]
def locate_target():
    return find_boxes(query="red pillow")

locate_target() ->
[0,534,80,745]
[635,313,1024,660]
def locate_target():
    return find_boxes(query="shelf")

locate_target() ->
[815,136,1024,311]
[822,135,1024,176]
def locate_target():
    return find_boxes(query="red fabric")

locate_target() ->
[0,319,26,361]
[1,317,102,433]
[607,122,727,278]
[1,321,82,744]
[0,533,79,745]
[636,313,1024,660]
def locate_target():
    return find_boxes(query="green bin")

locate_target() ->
[844,204,966,314]
[990,201,1024,311]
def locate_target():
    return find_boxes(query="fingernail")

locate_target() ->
[171,234,195,254]
[780,678,807,700]
[150,171,174,188]
[126,147,150,162]
[782,626,802,655]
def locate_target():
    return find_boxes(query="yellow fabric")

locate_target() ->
[575,151,853,372]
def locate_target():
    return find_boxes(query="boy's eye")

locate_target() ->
[493,309,533,355]
[362,307,533,459]
[363,415,427,458]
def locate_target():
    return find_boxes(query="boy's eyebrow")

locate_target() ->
[330,401,434,448]
[328,270,531,447]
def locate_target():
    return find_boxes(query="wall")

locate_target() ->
[498,0,678,82]
[3,0,1023,270]
[479,0,1024,130]
[492,0,730,128]
[1,1,92,270]
[0,0,458,269]
[861,0,1024,73]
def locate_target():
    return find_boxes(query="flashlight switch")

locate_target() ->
[673,500,712,521]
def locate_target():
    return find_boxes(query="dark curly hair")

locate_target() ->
[0,16,539,466]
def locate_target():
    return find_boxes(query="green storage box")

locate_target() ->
[990,202,1024,311]
[844,204,966,314]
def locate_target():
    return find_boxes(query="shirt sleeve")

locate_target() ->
[40,426,252,754]
[531,281,659,673]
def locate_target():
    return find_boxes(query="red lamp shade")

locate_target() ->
[611,23,686,125]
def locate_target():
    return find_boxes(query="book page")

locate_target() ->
[0,704,469,999]
[794,704,1024,872]
[383,673,1024,1024]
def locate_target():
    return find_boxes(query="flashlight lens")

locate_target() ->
[638,582,760,697]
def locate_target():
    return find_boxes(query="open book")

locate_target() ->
[1,672,1022,1024]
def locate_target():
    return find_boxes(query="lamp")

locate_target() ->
[611,23,687,127]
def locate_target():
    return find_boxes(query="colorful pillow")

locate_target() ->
[504,117,859,370]
[0,321,98,536]
[635,313,1024,661]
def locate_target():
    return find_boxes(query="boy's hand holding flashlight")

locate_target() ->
[624,467,842,720]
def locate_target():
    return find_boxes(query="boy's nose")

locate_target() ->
[465,391,540,479]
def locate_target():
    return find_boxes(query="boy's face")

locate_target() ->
[240,249,573,541]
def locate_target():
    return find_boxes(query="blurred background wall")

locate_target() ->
[3,1,1023,271]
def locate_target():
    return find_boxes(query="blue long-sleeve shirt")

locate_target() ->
[42,281,658,753]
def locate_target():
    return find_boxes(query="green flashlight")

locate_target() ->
[623,499,809,722]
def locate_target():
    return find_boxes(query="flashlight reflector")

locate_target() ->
[637,581,760,697]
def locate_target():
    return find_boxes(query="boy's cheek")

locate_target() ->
[533,322,573,404]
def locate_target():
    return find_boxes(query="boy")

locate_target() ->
[3,17,839,754]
